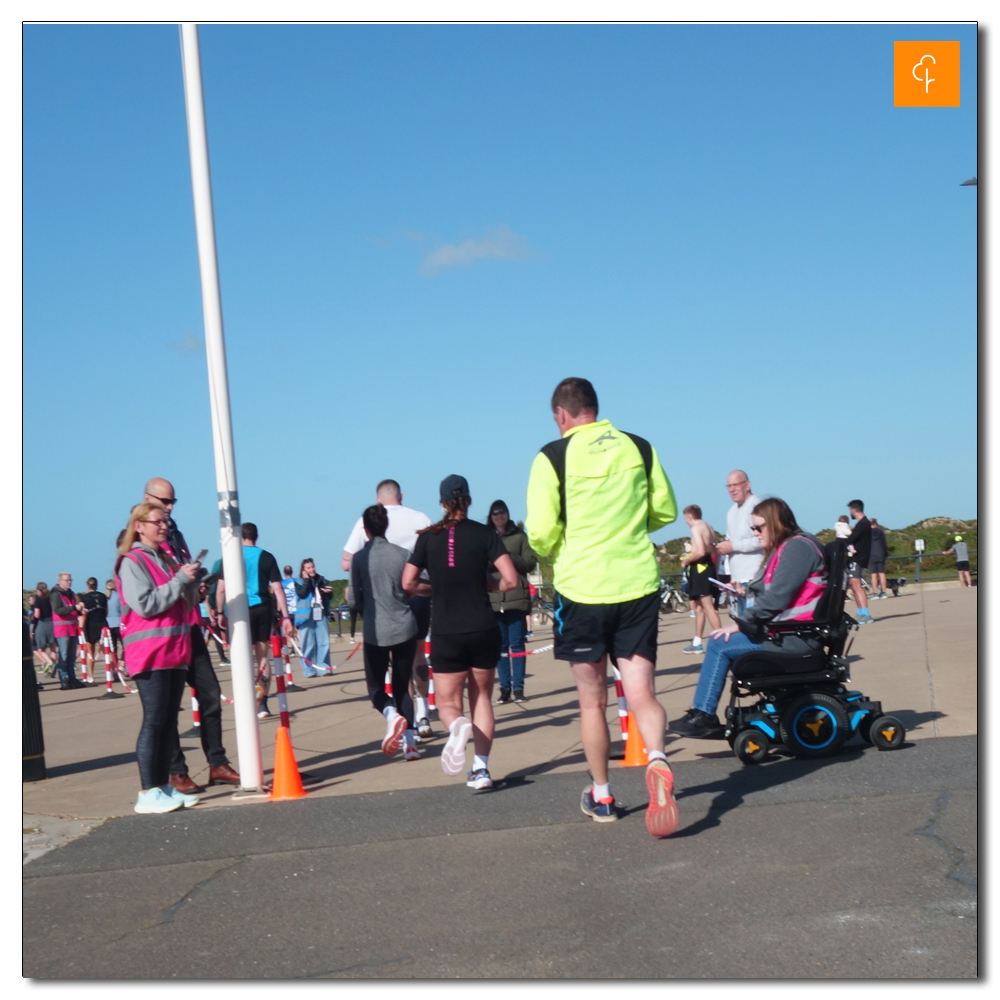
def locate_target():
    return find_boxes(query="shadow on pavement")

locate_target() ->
[45,752,138,778]
[625,746,869,837]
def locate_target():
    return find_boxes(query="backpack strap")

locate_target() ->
[623,432,653,480]
[540,437,570,526]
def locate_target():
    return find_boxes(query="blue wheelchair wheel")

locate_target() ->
[778,693,849,758]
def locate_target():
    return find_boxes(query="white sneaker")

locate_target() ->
[417,717,432,738]
[135,787,184,815]
[382,713,407,756]
[402,744,421,761]
[441,717,472,776]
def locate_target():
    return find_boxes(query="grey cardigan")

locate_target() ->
[118,543,198,619]
[348,537,418,647]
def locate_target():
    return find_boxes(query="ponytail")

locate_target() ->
[419,497,471,535]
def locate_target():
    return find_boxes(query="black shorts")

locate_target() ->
[686,557,716,599]
[430,628,501,673]
[956,560,970,571]
[409,595,431,641]
[869,560,886,573]
[847,561,864,580]
[249,602,275,643]
[553,590,659,664]
[83,620,106,646]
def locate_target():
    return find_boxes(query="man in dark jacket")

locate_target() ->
[845,499,874,625]
[868,518,889,599]
[488,500,537,703]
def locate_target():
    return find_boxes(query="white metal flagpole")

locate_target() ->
[178,22,264,792]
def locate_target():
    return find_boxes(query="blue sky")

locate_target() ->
[23,23,978,588]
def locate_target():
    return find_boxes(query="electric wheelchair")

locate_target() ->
[722,538,906,765]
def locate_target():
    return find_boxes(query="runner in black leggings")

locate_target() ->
[401,475,518,790]
[349,505,422,761]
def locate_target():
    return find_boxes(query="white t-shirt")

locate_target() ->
[343,504,432,557]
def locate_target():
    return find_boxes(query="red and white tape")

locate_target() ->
[289,635,336,675]
[507,644,554,658]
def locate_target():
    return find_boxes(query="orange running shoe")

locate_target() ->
[645,758,680,838]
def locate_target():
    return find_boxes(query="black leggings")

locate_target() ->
[363,638,417,728]
[134,668,187,790]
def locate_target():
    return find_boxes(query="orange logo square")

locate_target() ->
[894,41,960,107]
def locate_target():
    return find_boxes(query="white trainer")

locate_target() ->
[441,717,472,776]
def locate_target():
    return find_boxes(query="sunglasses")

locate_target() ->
[148,493,177,505]
[140,519,170,528]
[751,524,766,533]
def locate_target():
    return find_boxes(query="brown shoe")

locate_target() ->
[208,763,241,786]
[170,772,204,794]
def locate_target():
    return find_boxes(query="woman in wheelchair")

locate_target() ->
[670,497,827,740]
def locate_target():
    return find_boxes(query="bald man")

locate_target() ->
[713,470,763,619]
[142,477,241,792]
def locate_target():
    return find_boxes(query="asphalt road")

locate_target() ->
[23,734,977,979]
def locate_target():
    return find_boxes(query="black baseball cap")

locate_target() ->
[440,474,470,501]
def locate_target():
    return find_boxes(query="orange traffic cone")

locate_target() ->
[269,725,307,800]
[619,711,650,767]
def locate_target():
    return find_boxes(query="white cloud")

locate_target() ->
[168,332,203,355]
[421,225,539,276]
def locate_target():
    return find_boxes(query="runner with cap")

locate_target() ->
[402,475,519,790]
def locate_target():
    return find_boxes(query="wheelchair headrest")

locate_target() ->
[812,538,849,624]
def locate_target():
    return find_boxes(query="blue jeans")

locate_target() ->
[55,635,78,686]
[496,611,527,692]
[691,631,764,716]
[298,618,331,676]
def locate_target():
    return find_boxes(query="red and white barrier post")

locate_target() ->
[179,686,202,738]
[270,635,291,729]
[611,664,629,741]
[281,639,295,686]
[97,627,125,699]
[77,622,91,684]
[105,629,134,693]
[425,633,437,711]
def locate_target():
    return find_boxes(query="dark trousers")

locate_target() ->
[170,625,229,772]
[135,667,187,790]
[363,637,418,728]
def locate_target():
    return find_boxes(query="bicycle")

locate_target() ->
[530,593,556,627]
[658,578,688,615]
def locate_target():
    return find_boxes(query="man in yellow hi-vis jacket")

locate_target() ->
[526,377,680,838]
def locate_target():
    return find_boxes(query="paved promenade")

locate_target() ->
[23,584,978,978]
[24,583,977,820]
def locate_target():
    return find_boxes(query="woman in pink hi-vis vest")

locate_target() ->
[116,502,203,815]
[671,497,829,740]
